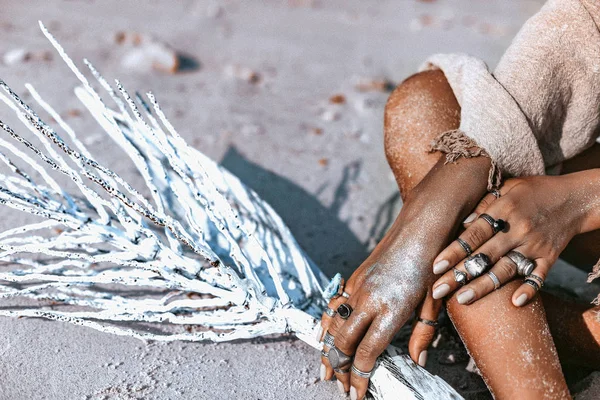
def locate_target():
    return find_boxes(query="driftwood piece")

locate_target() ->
[0,22,463,400]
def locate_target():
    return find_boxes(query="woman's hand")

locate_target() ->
[431,174,588,308]
[317,156,491,400]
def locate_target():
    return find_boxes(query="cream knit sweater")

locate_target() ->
[422,0,600,290]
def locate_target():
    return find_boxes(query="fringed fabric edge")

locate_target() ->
[588,260,600,306]
[428,129,502,191]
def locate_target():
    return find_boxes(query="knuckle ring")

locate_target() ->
[351,364,374,379]
[325,307,337,317]
[453,268,468,286]
[337,303,353,319]
[464,253,492,278]
[321,349,329,358]
[456,237,473,257]
[487,271,501,290]
[416,317,438,327]
[328,346,353,369]
[507,250,535,276]
[490,189,501,199]
[323,332,335,348]
[480,213,506,234]
[341,291,351,299]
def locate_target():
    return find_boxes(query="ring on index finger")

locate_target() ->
[479,213,506,234]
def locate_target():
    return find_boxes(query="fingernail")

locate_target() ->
[418,350,428,367]
[320,363,326,380]
[350,386,358,400]
[316,325,323,341]
[337,380,346,395]
[432,283,450,299]
[514,293,528,307]
[433,260,449,274]
[457,289,475,305]
[463,212,477,224]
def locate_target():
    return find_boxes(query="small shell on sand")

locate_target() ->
[3,48,31,65]
[224,64,262,84]
[117,32,180,73]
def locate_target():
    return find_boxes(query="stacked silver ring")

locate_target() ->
[351,364,373,379]
[506,251,535,276]
[487,271,501,290]
[524,274,544,290]
[456,238,472,256]
[323,332,335,348]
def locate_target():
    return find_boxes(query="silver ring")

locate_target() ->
[456,238,472,256]
[341,291,350,299]
[487,271,501,290]
[416,317,438,327]
[526,274,544,287]
[337,303,353,320]
[506,251,535,276]
[323,332,335,348]
[351,364,373,379]
[453,268,467,286]
[334,368,350,374]
[479,213,496,229]
[325,307,337,317]
[328,346,353,370]
[321,349,329,358]
[490,189,501,199]
[464,253,492,278]
[524,279,540,291]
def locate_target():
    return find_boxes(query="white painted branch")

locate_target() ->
[0,22,463,400]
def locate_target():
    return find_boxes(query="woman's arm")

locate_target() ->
[320,155,491,400]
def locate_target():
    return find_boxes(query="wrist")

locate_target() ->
[404,156,491,222]
[566,169,600,234]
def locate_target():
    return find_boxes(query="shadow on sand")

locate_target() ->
[220,146,401,279]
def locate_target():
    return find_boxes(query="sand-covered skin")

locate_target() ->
[1,1,597,399]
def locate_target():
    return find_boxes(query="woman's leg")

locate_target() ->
[384,69,589,398]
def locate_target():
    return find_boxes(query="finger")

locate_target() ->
[512,259,550,307]
[331,306,373,393]
[455,253,518,305]
[320,278,353,340]
[321,295,359,381]
[463,191,500,226]
[351,317,398,400]
[432,217,495,275]
[408,288,442,367]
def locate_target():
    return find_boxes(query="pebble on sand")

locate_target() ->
[117,31,181,73]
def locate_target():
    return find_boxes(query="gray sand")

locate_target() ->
[0,1,597,399]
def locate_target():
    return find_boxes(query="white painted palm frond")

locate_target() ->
[0,22,462,399]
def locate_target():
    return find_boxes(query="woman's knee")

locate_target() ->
[383,70,460,194]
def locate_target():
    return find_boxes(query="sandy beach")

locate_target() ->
[0,1,598,398]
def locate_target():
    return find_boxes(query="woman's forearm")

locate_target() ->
[377,155,492,287]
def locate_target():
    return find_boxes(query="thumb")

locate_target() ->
[408,287,442,367]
